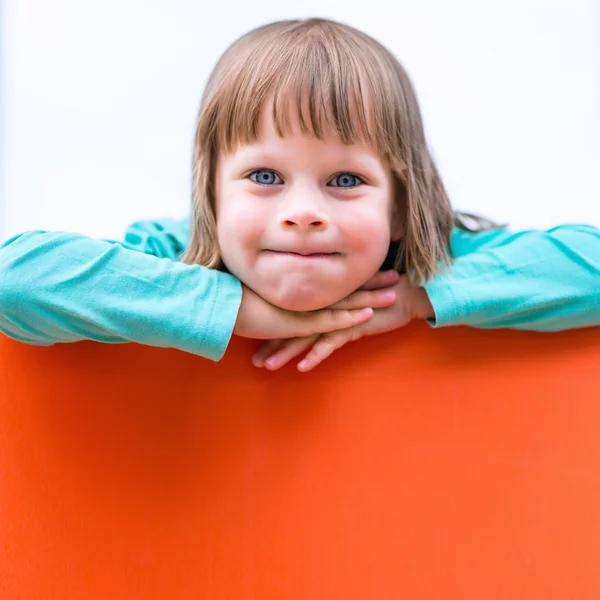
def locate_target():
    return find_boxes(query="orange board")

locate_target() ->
[1,324,600,599]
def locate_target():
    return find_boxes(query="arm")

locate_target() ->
[424,224,600,331]
[251,222,600,371]
[0,218,380,359]
[0,224,241,360]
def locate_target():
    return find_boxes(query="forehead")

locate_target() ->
[215,101,382,170]
[231,95,382,157]
[214,64,384,152]
[272,90,375,142]
[218,100,392,187]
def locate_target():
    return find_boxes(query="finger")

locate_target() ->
[252,339,287,367]
[262,335,320,370]
[328,287,397,311]
[308,307,373,335]
[359,270,400,291]
[297,329,361,372]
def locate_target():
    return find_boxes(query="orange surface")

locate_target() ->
[1,324,600,599]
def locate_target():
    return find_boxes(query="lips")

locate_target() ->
[263,250,340,257]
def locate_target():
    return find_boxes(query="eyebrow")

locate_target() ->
[232,149,285,164]
[233,145,380,166]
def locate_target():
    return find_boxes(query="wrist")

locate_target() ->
[410,284,435,321]
[232,284,250,337]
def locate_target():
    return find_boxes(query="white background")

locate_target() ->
[1,0,599,243]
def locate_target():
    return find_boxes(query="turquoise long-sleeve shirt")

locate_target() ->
[0,218,598,360]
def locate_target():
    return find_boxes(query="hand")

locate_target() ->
[252,273,434,371]
[233,273,400,340]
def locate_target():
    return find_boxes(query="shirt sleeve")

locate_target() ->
[0,223,241,360]
[423,224,600,331]
[120,216,191,258]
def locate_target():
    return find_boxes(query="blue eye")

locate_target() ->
[250,169,282,185]
[330,173,363,188]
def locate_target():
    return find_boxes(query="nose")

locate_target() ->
[278,190,329,232]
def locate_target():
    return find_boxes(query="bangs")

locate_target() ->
[207,23,397,157]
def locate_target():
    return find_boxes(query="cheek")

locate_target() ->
[340,202,393,259]
[216,201,266,264]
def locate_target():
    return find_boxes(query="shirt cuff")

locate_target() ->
[422,276,469,328]
[200,271,243,361]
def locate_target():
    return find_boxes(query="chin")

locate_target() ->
[274,298,329,312]
[262,288,342,312]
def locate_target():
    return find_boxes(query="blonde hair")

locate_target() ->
[183,18,497,282]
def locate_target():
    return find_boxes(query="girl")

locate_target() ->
[1,18,599,371]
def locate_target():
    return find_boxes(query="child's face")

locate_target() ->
[215,104,397,311]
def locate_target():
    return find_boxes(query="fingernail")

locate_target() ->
[385,270,399,280]
[358,307,373,317]
[265,357,280,369]
[298,360,309,371]
[382,291,396,301]
[252,355,264,367]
